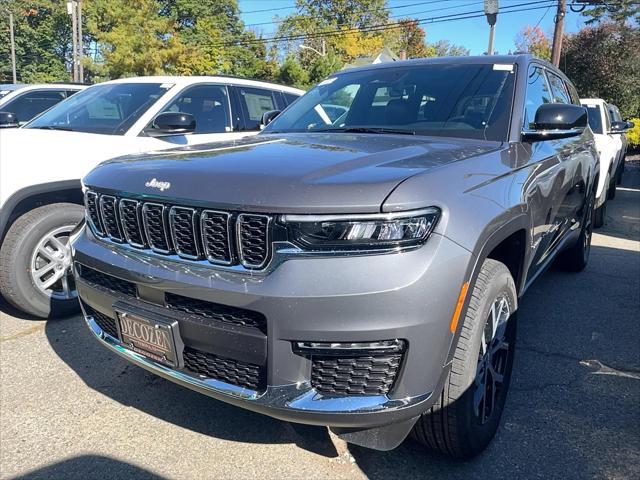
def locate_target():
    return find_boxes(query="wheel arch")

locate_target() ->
[0,180,82,244]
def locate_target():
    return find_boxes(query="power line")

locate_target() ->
[240,0,445,15]
[243,1,483,28]
[226,0,556,48]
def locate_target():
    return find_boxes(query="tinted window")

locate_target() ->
[66,89,80,98]
[26,83,171,135]
[265,63,517,142]
[546,72,571,104]
[284,92,300,105]
[583,104,603,134]
[607,104,622,122]
[565,81,580,105]
[160,85,230,134]
[4,90,66,124]
[237,87,277,130]
[523,66,552,129]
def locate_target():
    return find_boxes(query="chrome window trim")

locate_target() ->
[168,206,201,260]
[98,194,123,242]
[118,198,146,248]
[280,207,440,223]
[236,213,272,269]
[84,190,105,237]
[142,202,172,254]
[200,209,234,265]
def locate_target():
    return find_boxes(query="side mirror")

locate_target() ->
[260,110,281,129]
[609,120,628,134]
[522,103,588,141]
[146,112,196,137]
[0,111,19,128]
[626,120,635,129]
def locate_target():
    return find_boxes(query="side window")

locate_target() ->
[5,90,66,124]
[565,82,580,105]
[523,65,552,129]
[66,89,80,98]
[160,85,230,134]
[546,72,571,104]
[236,87,277,130]
[284,92,300,106]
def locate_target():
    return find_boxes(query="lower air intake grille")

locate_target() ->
[310,353,403,396]
[165,292,267,334]
[83,302,119,338]
[77,264,137,298]
[183,346,264,391]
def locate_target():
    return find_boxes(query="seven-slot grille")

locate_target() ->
[84,190,271,269]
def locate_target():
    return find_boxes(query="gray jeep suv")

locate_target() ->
[72,56,598,458]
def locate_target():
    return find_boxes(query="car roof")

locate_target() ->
[99,76,305,94]
[0,83,86,90]
[580,98,606,105]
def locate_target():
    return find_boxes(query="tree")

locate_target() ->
[561,22,640,118]
[393,19,435,59]
[308,52,343,84]
[0,1,71,83]
[515,25,551,61]
[431,40,470,57]
[278,55,309,88]
[576,0,640,24]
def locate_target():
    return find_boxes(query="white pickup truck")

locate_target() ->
[0,76,303,318]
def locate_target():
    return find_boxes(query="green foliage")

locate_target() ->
[278,55,309,89]
[430,40,470,57]
[579,0,640,25]
[0,1,71,83]
[561,22,640,119]
[308,52,343,85]
[515,26,551,61]
[391,19,435,59]
[627,118,640,149]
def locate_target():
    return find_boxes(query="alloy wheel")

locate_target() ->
[473,296,511,425]
[30,225,77,300]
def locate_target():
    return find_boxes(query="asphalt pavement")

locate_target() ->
[1,160,639,480]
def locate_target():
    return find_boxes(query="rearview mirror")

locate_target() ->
[0,111,19,128]
[522,103,588,141]
[609,121,628,134]
[261,110,281,129]
[146,112,196,137]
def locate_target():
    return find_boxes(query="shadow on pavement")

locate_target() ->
[10,455,166,480]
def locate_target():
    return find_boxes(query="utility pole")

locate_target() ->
[321,39,326,57]
[551,0,566,67]
[77,0,83,82]
[484,0,499,55]
[9,12,17,83]
[69,1,78,81]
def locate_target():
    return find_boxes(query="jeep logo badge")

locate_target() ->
[145,178,171,192]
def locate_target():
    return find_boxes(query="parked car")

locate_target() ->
[0,83,86,127]
[73,56,597,458]
[0,76,304,318]
[580,98,627,226]
[606,103,630,185]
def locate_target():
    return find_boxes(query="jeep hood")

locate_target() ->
[84,133,501,214]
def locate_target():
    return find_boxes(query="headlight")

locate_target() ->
[281,208,440,251]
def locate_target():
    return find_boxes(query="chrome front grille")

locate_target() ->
[84,190,272,270]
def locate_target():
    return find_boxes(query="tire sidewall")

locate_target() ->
[456,265,518,455]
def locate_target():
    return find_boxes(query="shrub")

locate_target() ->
[627,118,640,151]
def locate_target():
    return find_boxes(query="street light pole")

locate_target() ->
[484,0,499,55]
[299,44,326,57]
[9,12,17,83]
[77,0,83,82]
[69,1,78,82]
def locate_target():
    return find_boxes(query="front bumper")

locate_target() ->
[72,225,471,429]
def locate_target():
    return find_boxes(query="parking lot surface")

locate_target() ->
[1,161,639,480]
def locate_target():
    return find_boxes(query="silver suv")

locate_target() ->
[72,56,598,458]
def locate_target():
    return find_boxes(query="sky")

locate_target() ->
[238,0,590,55]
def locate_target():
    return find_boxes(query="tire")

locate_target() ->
[0,203,84,318]
[412,259,517,459]
[560,190,594,272]
[617,158,625,185]
[607,176,616,200]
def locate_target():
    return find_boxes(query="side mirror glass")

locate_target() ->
[0,111,19,128]
[626,120,635,129]
[261,110,281,129]
[522,103,588,141]
[146,112,196,137]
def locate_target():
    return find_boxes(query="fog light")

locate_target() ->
[293,339,406,355]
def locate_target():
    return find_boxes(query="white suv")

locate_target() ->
[0,76,303,318]
[580,98,625,227]
[0,83,86,127]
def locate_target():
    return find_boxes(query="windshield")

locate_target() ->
[25,82,172,135]
[584,104,603,134]
[263,63,516,141]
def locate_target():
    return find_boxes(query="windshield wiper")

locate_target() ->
[313,127,415,135]
[31,125,74,131]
